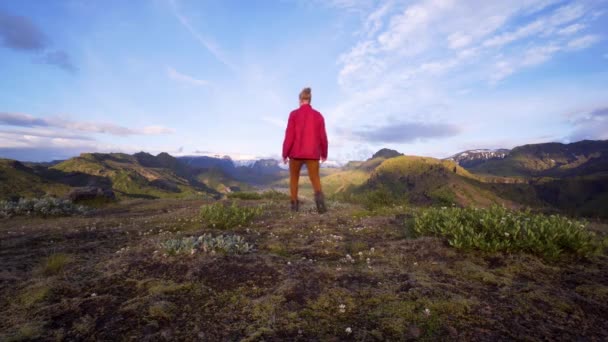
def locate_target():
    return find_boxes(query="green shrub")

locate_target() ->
[41,253,71,276]
[161,233,254,255]
[200,202,263,229]
[412,206,605,260]
[0,197,88,218]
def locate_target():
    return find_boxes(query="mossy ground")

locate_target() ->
[0,198,607,340]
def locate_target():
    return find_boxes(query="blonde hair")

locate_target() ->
[299,87,312,102]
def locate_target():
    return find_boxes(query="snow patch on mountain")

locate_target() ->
[446,148,510,167]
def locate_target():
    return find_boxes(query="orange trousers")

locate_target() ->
[289,159,322,202]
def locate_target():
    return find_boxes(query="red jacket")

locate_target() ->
[282,104,328,160]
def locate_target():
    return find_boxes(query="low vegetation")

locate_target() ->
[199,201,263,229]
[0,197,88,218]
[413,206,607,260]
[1,196,607,340]
[227,189,289,201]
[335,186,403,211]
[161,233,254,255]
[40,253,72,276]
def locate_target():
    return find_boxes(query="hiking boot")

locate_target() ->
[314,192,327,214]
[290,200,299,212]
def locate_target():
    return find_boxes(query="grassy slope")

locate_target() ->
[196,168,253,193]
[52,153,217,199]
[464,141,608,217]
[0,159,69,200]
[334,155,519,208]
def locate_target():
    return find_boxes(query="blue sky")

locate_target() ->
[1,0,607,162]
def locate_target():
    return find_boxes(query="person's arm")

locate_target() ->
[282,112,295,163]
[320,116,328,162]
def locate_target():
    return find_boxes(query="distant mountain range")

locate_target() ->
[446,140,608,178]
[0,139,606,217]
[325,141,608,217]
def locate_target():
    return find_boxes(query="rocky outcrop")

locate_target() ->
[68,187,115,202]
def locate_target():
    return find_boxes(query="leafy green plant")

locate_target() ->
[412,206,605,260]
[200,202,263,229]
[161,233,254,256]
[0,197,88,218]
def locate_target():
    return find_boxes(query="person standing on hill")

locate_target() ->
[282,87,328,213]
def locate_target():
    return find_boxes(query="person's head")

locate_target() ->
[299,87,312,105]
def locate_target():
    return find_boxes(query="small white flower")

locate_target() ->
[339,304,346,313]
[358,251,363,257]
[366,258,371,265]
[345,327,352,334]
[413,262,419,266]
[370,247,375,253]
[91,293,97,297]
[423,308,431,316]
[287,261,292,265]
[504,232,510,237]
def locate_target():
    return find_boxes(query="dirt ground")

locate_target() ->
[1,199,607,341]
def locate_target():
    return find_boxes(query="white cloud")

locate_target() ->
[566,34,600,51]
[166,66,208,86]
[330,0,604,156]
[482,3,585,48]
[448,32,472,49]
[362,1,393,37]
[140,125,176,135]
[337,1,590,90]
[557,23,586,36]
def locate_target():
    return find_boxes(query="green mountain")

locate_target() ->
[325,142,608,218]
[51,152,228,199]
[332,155,518,208]
[0,159,70,200]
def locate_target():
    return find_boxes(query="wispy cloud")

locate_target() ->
[166,66,208,86]
[566,34,600,50]
[0,10,76,72]
[306,0,375,13]
[557,23,586,36]
[0,112,174,136]
[327,0,604,153]
[0,128,95,141]
[168,0,236,71]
